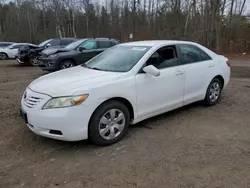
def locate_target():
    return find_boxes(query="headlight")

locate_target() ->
[42,95,89,110]
[49,54,58,58]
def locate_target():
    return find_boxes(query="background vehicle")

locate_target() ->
[16,38,77,66]
[0,43,36,60]
[20,40,230,146]
[0,42,14,48]
[38,38,120,71]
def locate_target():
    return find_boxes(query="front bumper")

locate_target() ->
[16,54,30,64]
[20,88,94,141]
[38,57,58,71]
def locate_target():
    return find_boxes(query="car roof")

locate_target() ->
[120,40,200,47]
[52,38,77,40]
[86,37,118,41]
[12,43,34,45]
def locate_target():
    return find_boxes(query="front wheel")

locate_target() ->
[30,56,39,66]
[89,101,130,146]
[204,78,222,106]
[59,60,75,70]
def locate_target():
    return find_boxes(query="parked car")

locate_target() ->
[0,42,14,48]
[38,38,120,71]
[20,40,231,145]
[0,43,36,60]
[16,38,77,66]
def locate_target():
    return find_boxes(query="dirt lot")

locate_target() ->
[0,60,250,188]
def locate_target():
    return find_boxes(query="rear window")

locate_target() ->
[0,43,13,47]
[11,44,24,49]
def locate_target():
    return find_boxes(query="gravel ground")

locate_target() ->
[0,60,250,188]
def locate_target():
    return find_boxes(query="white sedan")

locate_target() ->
[20,40,231,145]
[0,43,36,60]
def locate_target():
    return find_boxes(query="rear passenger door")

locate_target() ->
[177,44,214,104]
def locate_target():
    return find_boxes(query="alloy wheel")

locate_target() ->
[61,62,74,69]
[31,57,39,66]
[209,81,221,102]
[0,53,7,60]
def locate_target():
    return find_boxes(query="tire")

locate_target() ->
[204,78,222,106]
[30,56,39,66]
[89,100,130,146]
[0,52,8,60]
[59,60,75,70]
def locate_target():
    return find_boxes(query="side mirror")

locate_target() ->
[45,43,51,48]
[79,47,86,52]
[143,65,160,77]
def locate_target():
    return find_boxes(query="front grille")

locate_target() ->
[24,96,43,108]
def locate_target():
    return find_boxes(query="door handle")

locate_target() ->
[209,64,215,67]
[176,70,184,76]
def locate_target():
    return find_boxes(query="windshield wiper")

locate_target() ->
[82,65,106,71]
[91,67,105,71]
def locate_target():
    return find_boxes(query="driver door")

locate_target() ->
[135,45,185,117]
[78,40,100,64]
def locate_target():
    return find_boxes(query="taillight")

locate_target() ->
[226,61,230,67]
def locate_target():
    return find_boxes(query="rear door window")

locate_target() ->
[0,43,12,47]
[179,44,211,64]
[98,41,111,48]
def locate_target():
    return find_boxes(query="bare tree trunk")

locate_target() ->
[148,0,151,34]
[72,11,76,37]
[132,0,136,40]
[27,10,32,42]
[239,0,246,15]
[229,0,235,24]
[41,0,46,33]
[55,11,62,38]
[193,0,196,16]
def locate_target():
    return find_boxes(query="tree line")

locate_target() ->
[0,0,249,53]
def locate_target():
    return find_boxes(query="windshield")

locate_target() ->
[84,46,151,72]
[38,39,52,47]
[65,39,86,50]
[7,44,15,48]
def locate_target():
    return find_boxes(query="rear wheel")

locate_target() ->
[204,78,222,106]
[89,101,130,146]
[0,52,8,60]
[60,60,75,70]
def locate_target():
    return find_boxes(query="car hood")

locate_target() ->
[42,47,70,56]
[28,66,121,96]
